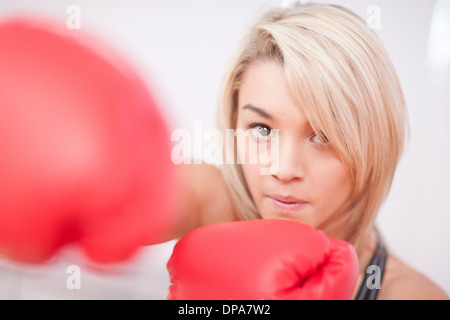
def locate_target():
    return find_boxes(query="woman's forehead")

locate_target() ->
[237,60,312,128]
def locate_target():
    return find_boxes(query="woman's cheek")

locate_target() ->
[237,132,263,186]
[312,159,353,220]
[242,162,262,195]
[236,130,260,165]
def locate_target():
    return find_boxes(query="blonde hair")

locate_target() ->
[216,3,408,256]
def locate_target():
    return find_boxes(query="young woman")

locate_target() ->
[169,3,448,300]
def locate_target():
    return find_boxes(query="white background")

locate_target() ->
[0,0,449,299]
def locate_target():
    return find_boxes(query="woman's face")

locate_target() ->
[235,59,353,232]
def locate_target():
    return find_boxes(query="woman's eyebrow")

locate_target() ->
[241,104,276,121]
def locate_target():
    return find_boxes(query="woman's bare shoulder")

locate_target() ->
[379,253,448,300]
[180,162,238,226]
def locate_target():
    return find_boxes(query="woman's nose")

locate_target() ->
[271,140,304,183]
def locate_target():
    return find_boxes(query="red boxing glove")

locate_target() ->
[0,19,174,263]
[167,219,359,300]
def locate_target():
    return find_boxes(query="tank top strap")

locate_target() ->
[354,238,388,300]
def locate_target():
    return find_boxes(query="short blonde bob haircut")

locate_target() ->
[216,3,408,256]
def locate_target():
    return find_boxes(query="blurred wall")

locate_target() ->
[0,0,449,299]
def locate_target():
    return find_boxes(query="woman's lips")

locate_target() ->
[268,195,308,214]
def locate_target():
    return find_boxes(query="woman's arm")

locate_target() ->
[157,162,238,243]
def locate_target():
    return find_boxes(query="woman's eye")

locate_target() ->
[310,133,321,144]
[248,123,274,140]
[310,131,329,145]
